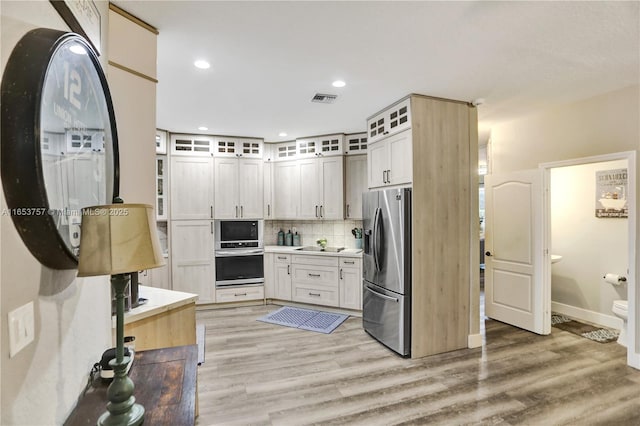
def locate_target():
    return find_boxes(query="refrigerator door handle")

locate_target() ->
[364,285,399,302]
[372,207,381,271]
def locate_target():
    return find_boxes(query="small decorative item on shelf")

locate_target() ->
[352,227,363,249]
[317,238,327,250]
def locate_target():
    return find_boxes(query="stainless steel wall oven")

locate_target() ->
[214,220,264,287]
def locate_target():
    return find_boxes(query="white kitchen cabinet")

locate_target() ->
[273,160,300,219]
[171,220,215,303]
[298,157,343,220]
[344,155,367,220]
[367,128,412,189]
[156,155,168,220]
[155,129,167,154]
[215,285,264,303]
[170,133,215,156]
[273,140,297,160]
[339,257,362,310]
[214,157,263,219]
[291,255,339,307]
[170,156,214,220]
[138,263,170,290]
[263,162,274,219]
[296,134,344,158]
[273,254,292,300]
[213,136,263,159]
[264,253,275,298]
[367,98,411,144]
[344,133,367,155]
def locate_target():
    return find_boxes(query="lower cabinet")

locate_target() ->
[171,220,215,303]
[138,263,171,290]
[266,252,362,310]
[216,285,264,303]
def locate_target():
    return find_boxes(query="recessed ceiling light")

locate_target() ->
[69,44,87,55]
[332,80,346,88]
[198,126,208,131]
[278,132,288,137]
[194,60,210,69]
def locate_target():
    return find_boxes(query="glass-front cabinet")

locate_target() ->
[156,155,168,220]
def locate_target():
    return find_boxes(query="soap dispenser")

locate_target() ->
[293,231,300,246]
[285,229,293,246]
[277,229,284,246]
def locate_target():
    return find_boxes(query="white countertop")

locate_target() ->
[117,285,199,326]
[265,245,363,257]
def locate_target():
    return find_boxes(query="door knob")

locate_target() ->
[485,251,492,256]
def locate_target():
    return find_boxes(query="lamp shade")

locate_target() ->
[77,204,165,277]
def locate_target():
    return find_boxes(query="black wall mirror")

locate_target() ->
[1,28,119,269]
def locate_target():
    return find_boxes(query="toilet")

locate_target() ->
[612,300,628,347]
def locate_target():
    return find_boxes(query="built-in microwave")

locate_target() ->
[214,219,263,250]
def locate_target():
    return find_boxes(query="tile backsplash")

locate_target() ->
[265,220,364,248]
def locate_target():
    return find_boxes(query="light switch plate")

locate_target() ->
[8,301,35,358]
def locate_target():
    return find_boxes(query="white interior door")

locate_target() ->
[485,169,550,334]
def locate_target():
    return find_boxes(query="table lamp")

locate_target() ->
[77,203,165,426]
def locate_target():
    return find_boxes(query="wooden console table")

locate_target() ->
[65,345,198,425]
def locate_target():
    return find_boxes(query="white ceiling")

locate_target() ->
[114,1,639,145]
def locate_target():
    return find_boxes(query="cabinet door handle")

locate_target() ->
[210,205,213,218]
[240,205,243,218]
[346,204,350,218]
[382,170,387,183]
[308,273,321,277]
[268,204,271,217]
[278,256,287,260]
[340,268,343,279]
[387,169,391,183]
[287,264,291,274]
[320,205,324,218]
[344,260,355,264]
[210,222,213,234]
[234,293,247,297]
[309,292,321,297]
[315,205,319,218]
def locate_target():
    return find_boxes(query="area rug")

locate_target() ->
[257,306,348,334]
[551,313,619,343]
[196,323,205,365]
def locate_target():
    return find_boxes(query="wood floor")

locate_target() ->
[195,304,640,425]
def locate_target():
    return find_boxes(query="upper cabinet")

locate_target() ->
[171,133,215,156]
[156,155,168,220]
[296,134,344,158]
[213,137,263,158]
[273,141,298,160]
[155,129,167,154]
[214,157,263,219]
[170,156,214,220]
[273,160,300,219]
[367,98,411,144]
[344,133,367,155]
[344,154,367,220]
[368,128,413,189]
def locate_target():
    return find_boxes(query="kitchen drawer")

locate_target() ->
[340,257,360,267]
[292,284,339,307]
[274,254,291,264]
[215,285,264,303]
[291,254,338,267]
[291,264,338,287]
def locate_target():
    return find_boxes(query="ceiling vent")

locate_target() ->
[311,93,338,104]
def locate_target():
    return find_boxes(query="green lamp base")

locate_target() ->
[98,274,145,426]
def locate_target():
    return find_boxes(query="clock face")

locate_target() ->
[1,29,119,269]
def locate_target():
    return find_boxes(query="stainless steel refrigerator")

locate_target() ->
[362,188,411,356]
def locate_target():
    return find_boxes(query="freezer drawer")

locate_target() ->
[363,282,410,356]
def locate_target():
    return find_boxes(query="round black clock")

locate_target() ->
[1,28,119,269]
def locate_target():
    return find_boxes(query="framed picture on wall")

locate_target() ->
[595,168,628,218]
[50,0,101,55]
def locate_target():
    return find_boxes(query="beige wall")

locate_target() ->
[490,86,639,174]
[1,1,112,424]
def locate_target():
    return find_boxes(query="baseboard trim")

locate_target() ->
[551,301,622,330]
[468,333,482,348]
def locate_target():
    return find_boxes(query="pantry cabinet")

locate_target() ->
[344,155,367,219]
[367,128,412,189]
[170,156,214,220]
[263,161,274,219]
[344,133,368,155]
[171,220,215,304]
[214,157,263,219]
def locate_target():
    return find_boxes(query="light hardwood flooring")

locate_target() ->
[195,304,640,425]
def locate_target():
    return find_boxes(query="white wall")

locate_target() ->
[490,86,639,174]
[1,1,112,424]
[551,160,628,319]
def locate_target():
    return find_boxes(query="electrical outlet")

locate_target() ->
[8,301,35,358]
